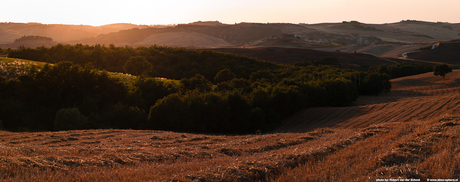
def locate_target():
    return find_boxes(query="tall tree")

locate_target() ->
[214,68,236,83]
[124,56,153,76]
[433,64,452,80]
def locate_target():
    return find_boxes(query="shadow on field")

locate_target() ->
[352,89,430,106]
[274,105,366,133]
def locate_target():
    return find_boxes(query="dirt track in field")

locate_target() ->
[275,70,460,132]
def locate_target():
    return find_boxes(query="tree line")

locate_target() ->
[14,35,53,42]
[7,44,281,81]
[1,45,402,133]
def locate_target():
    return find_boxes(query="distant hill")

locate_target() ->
[70,20,460,49]
[0,35,59,49]
[1,20,459,50]
[0,22,148,44]
[307,20,460,44]
[74,22,284,47]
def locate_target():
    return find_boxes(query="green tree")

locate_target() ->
[327,79,357,106]
[180,73,212,92]
[249,70,275,82]
[124,56,153,76]
[214,68,236,83]
[54,107,89,131]
[433,64,452,80]
[360,73,391,95]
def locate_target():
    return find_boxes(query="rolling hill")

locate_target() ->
[3,20,459,50]
[1,68,460,181]
[0,35,59,49]
[73,21,460,48]
[276,70,460,132]
[0,22,148,44]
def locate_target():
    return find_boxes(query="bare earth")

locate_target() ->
[1,70,460,181]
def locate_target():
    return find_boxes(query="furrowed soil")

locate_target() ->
[1,70,460,181]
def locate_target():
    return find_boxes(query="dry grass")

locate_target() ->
[0,57,48,77]
[273,115,460,181]
[0,126,389,181]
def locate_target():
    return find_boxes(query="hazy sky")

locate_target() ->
[2,0,459,26]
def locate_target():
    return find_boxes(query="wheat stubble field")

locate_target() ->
[2,71,460,181]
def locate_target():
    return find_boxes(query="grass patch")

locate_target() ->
[0,57,179,87]
[0,57,48,71]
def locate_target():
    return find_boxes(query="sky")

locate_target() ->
[1,0,459,26]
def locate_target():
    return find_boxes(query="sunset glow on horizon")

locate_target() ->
[2,0,460,26]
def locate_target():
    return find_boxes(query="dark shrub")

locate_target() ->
[54,107,89,131]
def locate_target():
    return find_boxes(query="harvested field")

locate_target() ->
[276,70,460,132]
[273,115,460,181]
[1,69,460,181]
[0,124,390,181]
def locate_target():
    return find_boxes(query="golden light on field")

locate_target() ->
[1,0,459,25]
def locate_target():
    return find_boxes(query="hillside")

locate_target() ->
[307,20,460,44]
[248,37,337,48]
[407,41,460,66]
[0,35,60,49]
[132,32,230,48]
[74,23,284,47]
[211,47,403,67]
[2,21,459,51]
[77,21,460,48]
[0,22,147,44]
[1,69,460,181]
[276,70,460,132]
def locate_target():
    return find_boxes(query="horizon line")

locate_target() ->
[2,19,459,27]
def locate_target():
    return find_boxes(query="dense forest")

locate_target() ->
[0,44,433,134]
